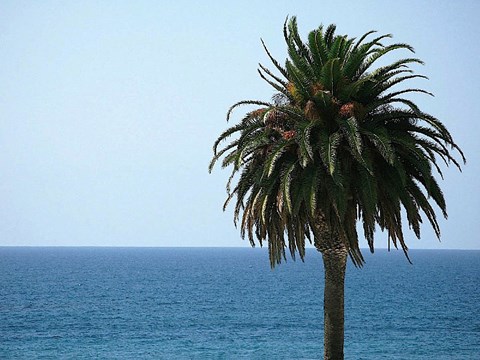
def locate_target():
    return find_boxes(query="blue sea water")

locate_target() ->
[0,247,479,359]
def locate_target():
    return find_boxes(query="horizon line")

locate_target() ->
[0,245,478,251]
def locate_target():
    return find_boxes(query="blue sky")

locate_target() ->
[0,1,478,250]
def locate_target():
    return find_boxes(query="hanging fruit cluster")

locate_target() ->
[339,102,355,118]
[282,130,297,140]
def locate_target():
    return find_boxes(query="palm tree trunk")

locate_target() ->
[322,247,347,360]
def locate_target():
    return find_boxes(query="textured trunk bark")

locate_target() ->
[322,248,347,360]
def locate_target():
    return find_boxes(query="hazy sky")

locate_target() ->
[1,1,479,250]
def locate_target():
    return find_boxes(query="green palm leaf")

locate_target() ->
[210,16,464,269]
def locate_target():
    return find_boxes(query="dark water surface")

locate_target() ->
[1,247,479,359]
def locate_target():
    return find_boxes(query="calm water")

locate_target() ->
[0,247,479,359]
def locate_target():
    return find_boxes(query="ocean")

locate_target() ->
[0,247,479,359]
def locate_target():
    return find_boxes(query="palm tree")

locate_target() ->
[209,17,464,360]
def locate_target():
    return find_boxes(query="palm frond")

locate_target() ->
[227,100,271,121]
[210,18,465,268]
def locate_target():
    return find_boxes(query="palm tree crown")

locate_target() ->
[210,17,465,267]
